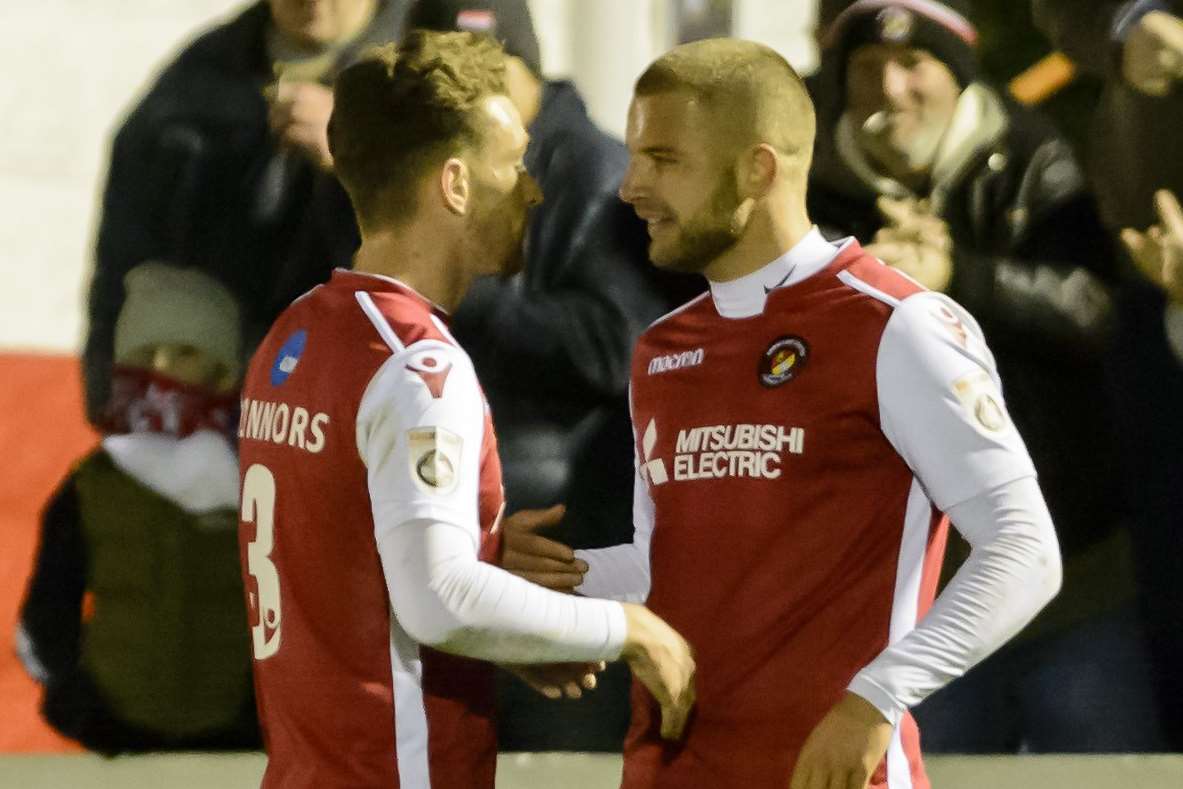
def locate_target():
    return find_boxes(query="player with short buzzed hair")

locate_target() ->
[527,37,1063,789]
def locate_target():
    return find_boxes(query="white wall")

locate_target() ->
[0,0,248,354]
[0,0,817,354]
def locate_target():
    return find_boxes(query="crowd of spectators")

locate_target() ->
[17,0,1183,757]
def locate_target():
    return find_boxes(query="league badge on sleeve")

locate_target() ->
[953,370,1008,434]
[759,336,809,387]
[407,426,463,495]
[270,329,308,386]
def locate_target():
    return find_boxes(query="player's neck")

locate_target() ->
[352,229,471,313]
[702,201,813,284]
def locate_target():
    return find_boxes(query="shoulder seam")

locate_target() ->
[354,291,407,353]
[647,291,711,331]
[836,269,905,309]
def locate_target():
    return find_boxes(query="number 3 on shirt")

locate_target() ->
[242,463,282,660]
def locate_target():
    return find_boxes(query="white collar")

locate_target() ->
[708,227,843,319]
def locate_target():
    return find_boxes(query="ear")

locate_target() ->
[440,158,470,215]
[738,143,779,200]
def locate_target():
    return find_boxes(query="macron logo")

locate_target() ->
[640,419,668,486]
[647,348,704,376]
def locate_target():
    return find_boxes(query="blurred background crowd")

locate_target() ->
[3,0,1181,759]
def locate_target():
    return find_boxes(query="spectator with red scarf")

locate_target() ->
[16,263,258,754]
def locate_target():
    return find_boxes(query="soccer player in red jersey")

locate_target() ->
[236,32,694,789]
[566,38,1062,789]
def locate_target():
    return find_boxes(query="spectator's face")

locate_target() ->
[268,0,376,48]
[620,91,743,274]
[466,95,541,278]
[122,343,233,392]
[845,43,961,177]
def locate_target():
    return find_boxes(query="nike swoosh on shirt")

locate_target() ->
[763,271,793,294]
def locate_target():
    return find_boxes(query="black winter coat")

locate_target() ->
[82,1,407,423]
[808,83,1124,556]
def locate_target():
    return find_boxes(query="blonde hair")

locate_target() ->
[635,38,815,170]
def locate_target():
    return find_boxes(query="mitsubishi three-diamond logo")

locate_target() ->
[641,418,668,486]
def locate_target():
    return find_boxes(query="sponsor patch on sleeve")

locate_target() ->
[952,370,1009,434]
[407,427,463,494]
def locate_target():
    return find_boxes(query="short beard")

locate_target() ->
[652,171,744,274]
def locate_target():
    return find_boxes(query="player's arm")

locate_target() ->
[500,389,655,602]
[358,343,694,733]
[792,293,1062,789]
[571,459,654,603]
[848,293,1062,726]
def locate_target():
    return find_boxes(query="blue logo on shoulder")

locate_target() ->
[271,329,308,386]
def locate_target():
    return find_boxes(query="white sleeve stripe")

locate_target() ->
[355,291,407,354]
[889,479,934,645]
[887,726,916,789]
[647,291,711,330]
[389,634,430,788]
[837,269,904,308]
[429,314,459,347]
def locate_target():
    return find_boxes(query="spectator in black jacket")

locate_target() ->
[83,0,412,426]
[405,0,700,752]
[1034,0,1183,747]
[809,0,1165,752]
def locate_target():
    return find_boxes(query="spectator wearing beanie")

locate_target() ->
[403,0,702,752]
[808,0,1167,753]
[16,263,259,754]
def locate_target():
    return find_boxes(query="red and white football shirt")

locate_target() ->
[237,270,504,789]
[584,230,1037,788]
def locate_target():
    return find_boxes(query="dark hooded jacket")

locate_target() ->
[810,81,1125,564]
[82,1,409,423]
[452,80,700,550]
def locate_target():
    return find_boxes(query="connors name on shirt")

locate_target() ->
[239,397,330,454]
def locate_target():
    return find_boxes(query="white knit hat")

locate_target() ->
[114,262,242,381]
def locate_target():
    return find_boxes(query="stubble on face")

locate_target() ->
[649,167,744,274]
[467,96,534,279]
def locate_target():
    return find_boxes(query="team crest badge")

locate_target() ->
[759,336,809,387]
[877,7,915,44]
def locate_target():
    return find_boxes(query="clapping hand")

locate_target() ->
[865,196,954,292]
[1123,10,1183,97]
[1121,189,1183,304]
[265,79,336,171]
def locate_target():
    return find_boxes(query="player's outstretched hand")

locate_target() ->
[788,692,892,789]
[501,504,588,592]
[503,661,606,700]
[620,604,696,740]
